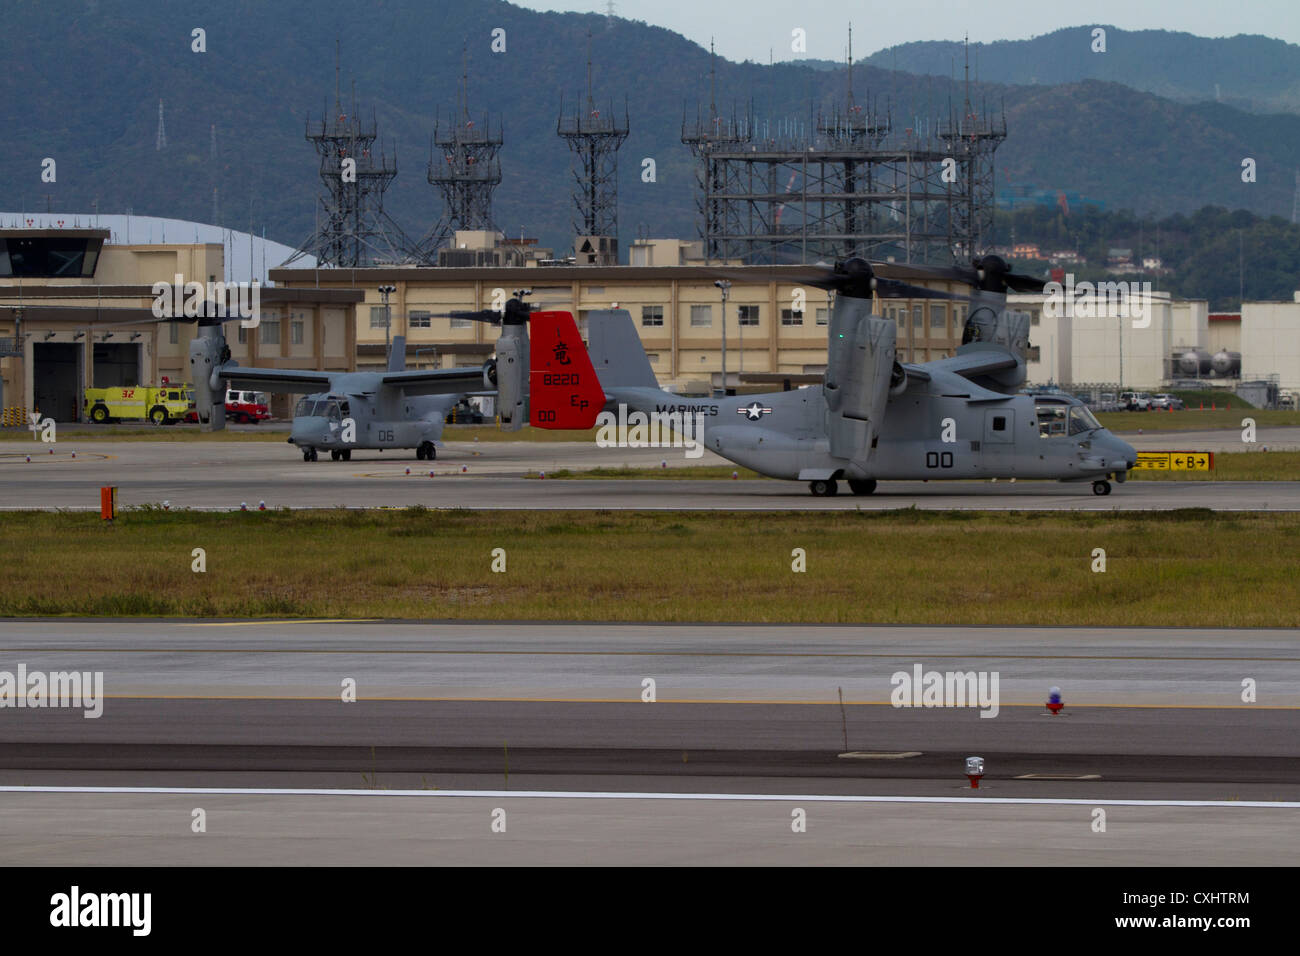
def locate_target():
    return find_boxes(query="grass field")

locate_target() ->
[3,509,1297,626]
[1129,451,1300,481]
[1097,409,1299,432]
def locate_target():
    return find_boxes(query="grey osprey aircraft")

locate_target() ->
[517,256,1138,496]
[186,314,493,460]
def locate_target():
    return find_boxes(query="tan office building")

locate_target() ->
[0,228,362,420]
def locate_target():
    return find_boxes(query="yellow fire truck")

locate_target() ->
[84,384,193,424]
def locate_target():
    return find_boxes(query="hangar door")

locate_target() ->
[93,343,140,388]
[33,342,82,422]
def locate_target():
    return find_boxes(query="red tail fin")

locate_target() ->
[529,311,606,429]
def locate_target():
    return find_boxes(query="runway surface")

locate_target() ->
[3,789,1295,865]
[0,439,1296,509]
[3,620,1295,864]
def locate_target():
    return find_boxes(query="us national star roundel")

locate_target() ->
[739,402,773,421]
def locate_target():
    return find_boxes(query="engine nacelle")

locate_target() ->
[823,299,895,465]
[493,322,528,431]
[187,326,228,432]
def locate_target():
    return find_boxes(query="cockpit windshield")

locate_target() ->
[1069,405,1101,435]
[1038,401,1101,437]
[294,398,342,419]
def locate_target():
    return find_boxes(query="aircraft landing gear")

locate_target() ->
[1092,480,1111,496]
[848,479,877,496]
[303,447,318,462]
[341,449,351,461]
[416,442,436,461]
[330,450,341,461]
[809,479,838,497]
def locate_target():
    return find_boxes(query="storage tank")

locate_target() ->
[1178,349,1211,375]
[1211,350,1241,376]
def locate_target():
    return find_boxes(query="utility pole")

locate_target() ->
[713,279,730,396]
[379,284,396,366]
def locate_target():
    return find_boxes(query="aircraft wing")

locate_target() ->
[381,367,486,397]
[924,349,1019,381]
[217,366,335,392]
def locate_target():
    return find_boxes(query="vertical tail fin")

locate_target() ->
[528,311,606,429]
[586,309,659,390]
[387,335,406,372]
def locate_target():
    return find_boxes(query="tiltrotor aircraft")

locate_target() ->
[513,256,1138,496]
[187,313,492,460]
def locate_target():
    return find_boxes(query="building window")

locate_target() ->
[816,307,829,326]
[1029,308,1041,326]
[237,326,247,345]
[370,306,390,329]
[646,353,659,364]
[291,320,304,345]
[641,305,664,327]
[260,319,280,345]
[690,304,712,327]
[738,305,759,326]
[912,304,924,329]
[954,304,967,333]
[168,322,178,345]
[781,309,803,326]
[450,315,472,329]
[930,303,947,331]
[409,310,432,329]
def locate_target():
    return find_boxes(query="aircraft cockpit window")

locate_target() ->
[326,401,341,421]
[1036,403,1068,438]
[340,401,351,417]
[294,398,312,417]
[1069,405,1101,435]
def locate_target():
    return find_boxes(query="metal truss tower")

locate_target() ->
[421,54,503,259]
[682,31,1005,265]
[557,36,629,246]
[680,41,753,262]
[286,62,414,267]
[936,45,1007,261]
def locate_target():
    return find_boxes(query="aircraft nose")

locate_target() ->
[1111,434,1138,471]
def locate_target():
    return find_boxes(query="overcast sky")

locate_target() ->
[513,1,1300,62]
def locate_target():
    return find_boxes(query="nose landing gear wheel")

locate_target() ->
[848,479,877,496]
[809,479,838,497]
[1092,480,1111,496]
[303,447,318,462]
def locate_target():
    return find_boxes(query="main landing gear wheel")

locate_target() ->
[417,442,436,461]
[330,450,341,461]
[303,447,318,462]
[809,479,838,497]
[341,449,351,461]
[1092,480,1111,496]
[848,479,877,496]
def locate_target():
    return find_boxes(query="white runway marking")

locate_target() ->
[2,785,1298,809]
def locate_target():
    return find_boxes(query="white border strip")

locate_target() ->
[1,786,1297,808]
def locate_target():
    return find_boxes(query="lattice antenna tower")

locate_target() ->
[558,31,629,243]
[284,43,414,267]
[421,48,503,259]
